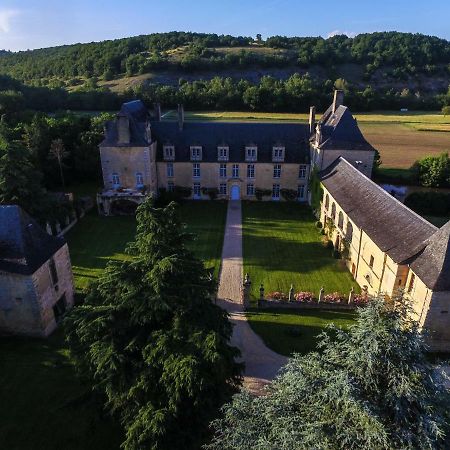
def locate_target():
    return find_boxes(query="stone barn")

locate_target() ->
[0,205,74,337]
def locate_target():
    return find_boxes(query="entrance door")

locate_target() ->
[231,185,240,200]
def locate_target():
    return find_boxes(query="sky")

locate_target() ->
[0,0,449,52]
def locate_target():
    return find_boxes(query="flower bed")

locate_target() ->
[264,290,369,306]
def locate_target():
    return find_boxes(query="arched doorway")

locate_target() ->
[231,185,240,200]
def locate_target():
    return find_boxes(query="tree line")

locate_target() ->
[0,31,448,83]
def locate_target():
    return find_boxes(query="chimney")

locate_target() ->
[117,114,130,144]
[154,103,161,121]
[332,90,344,113]
[178,104,184,131]
[309,106,316,135]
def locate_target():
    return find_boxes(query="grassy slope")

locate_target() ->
[242,202,358,300]
[246,308,356,356]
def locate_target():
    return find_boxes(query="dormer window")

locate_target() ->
[163,145,175,161]
[190,146,202,161]
[272,146,285,162]
[245,146,257,162]
[218,146,229,161]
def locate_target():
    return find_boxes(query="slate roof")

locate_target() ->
[410,221,450,291]
[0,205,66,275]
[315,105,376,152]
[151,121,311,163]
[320,157,437,264]
[100,100,150,147]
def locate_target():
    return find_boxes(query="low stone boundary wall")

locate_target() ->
[257,299,357,311]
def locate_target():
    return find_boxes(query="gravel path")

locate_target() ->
[217,200,288,394]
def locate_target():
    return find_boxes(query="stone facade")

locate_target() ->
[0,206,75,337]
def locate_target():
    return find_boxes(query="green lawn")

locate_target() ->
[67,200,227,292]
[242,202,358,301]
[246,308,356,356]
[0,331,123,450]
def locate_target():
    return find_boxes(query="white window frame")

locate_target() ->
[193,163,200,178]
[272,146,285,162]
[136,172,144,188]
[272,183,281,200]
[217,146,229,161]
[273,164,282,178]
[190,146,202,161]
[297,184,305,200]
[219,183,227,195]
[247,164,255,179]
[167,162,174,178]
[193,182,201,198]
[247,183,255,196]
[163,145,175,161]
[167,181,174,192]
[232,164,239,178]
[219,163,227,178]
[112,173,120,188]
[245,146,257,162]
[299,164,307,179]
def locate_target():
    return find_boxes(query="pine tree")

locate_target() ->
[208,296,450,450]
[66,198,243,450]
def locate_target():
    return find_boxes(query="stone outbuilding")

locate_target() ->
[0,205,74,337]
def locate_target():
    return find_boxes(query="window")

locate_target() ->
[273,164,282,178]
[247,164,255,178]
[193,163,200,178]
[167,162,174,178]
[247,183,255,196]
[232,164,239,178]
[369,255,374,268]
[167,181,174,192]
[52,294,67,323]
[163,145,175,161]
[112,173,120,188]
[408,273,415,293]
[346,222,353,242]
[245,146,257,162]
[136,172,144,188]
[297,184,305,199]
[331,203,336,220]
[190,146,202,161]
[219,163,227,178]
[217,146,229,161]
[219,183,227,195]
[299,164,307,179]
[272,184,280,199]
[193,182,201,198]
[325,194,330,210]
[49,258,58,287]
[272,146,285,162]
[338,211,344,229]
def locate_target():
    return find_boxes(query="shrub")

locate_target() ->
[294,291,316,302]
[315,221,323,229]
[323,292,346,303]
[332,249,341,259]
[280,188,297,202]
[174,185,192,198]
[266,291,288,301]
[255,188,271,201]
[413,152,450,188]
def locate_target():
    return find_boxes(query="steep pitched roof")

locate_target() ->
[100,100,150,147]
[410,221,450,291]
[0,205,66,275]
[151,121,310,163]
[315,105,375,152]
[320,157,437,263]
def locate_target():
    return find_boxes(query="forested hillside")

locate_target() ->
[0,31,449,113]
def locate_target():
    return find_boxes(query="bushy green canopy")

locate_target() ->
[66,199,243,450]
[208,297,450,450]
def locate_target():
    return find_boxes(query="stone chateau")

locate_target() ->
[0,205,74,336]
[97,90,450,351]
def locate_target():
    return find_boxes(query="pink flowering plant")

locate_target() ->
[323,292,346,303]
[353,294,368,305]
[294,292,316,303]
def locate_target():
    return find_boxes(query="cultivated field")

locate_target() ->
[163,110,450,169]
